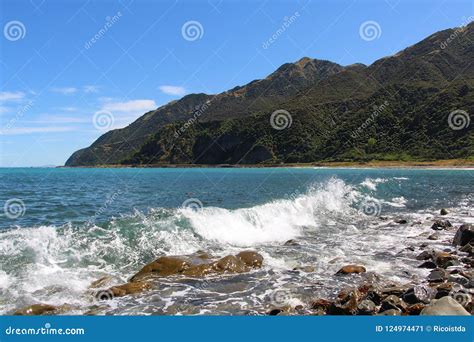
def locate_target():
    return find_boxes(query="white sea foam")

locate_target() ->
[360,178,387,191]
[182,178,356,246]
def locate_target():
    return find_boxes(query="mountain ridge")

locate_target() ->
[66,22,474,166]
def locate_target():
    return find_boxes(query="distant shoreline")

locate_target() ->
[60,159,474,169]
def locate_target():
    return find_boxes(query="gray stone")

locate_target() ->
[420,296,470,315]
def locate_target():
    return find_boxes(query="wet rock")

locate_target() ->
[377,308,401,315]
[453,224,474,246]
[380,286,407,297]
[427,268,448,283]
[335,265,366,275]
[406,303,425,315]
[107,281,152,298]
[421,296,470,315]
[434,252,456,268]
[14,304,59,315]
[431,219,452,230]
[395,219,408,224]
[434,282,453,299]
[428,233,439,240]
[418,261,437,269]
[380,295,407,312]
[440,208,449,216]
[310,298,332,311]
[284,239,299,246]
[89,276,114,289]
[236,251,264,268]
[416,250,433,261]
[402,285,435,304]
[460,243,474,256]
[448,274,469,286]
[328,290,360,315]
[357,299,377,315]
[268,308,283,316]
[130,256,191,281]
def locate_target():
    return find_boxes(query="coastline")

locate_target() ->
[60,159,474,169]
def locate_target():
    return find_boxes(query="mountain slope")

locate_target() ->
[66,23,474,166]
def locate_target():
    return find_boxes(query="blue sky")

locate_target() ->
[0,0,473,167]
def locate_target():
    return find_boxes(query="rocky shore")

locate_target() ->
[13,211,474,316]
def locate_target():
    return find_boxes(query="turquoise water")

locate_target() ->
[0,167,473,314]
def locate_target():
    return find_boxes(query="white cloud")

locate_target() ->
[50,87,78,95]
[159,85,186,96]
[0,91,25,102]
[0,126,75,135]
[83,85,99,93]
[102,99,157,112]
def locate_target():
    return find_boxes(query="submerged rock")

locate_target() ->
[420,296,470,315]
[14,304,59,315]
[453,224,474,246]
[335,265,366,275]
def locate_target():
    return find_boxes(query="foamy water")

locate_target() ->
[0,168,472,314]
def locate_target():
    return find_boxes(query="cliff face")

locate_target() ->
[66,23,474,166]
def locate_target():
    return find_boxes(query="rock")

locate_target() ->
[418,261,437,269]
[434,252,456,268]
[428,233,439,240]
[310,298,332,311]
[380,295,407,312]
[406,303,425,315]
[130,256,191,281]
[453,224,474,246]
[460,243,474,256]
[380,286,407,297]
[434,282,453,299]
[236,251,264,268]
[268,308,283,316]
[402,285,435,304]
[335,265,366,275]
[14,304,59,315]
[107,281,152,298]
[357,299,377,315]
[420,296,470,315]
[130,251,264,281]
[395,219,408,224]
[440,208,449,215]
[416,250,433,261]
[377,308,401,315]
[283,239,299,246]
[427,268,448,283]
[431,220,452,230]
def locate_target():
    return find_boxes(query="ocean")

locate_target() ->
[0,167,473,315]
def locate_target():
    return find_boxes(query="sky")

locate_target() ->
[0,0,473,167]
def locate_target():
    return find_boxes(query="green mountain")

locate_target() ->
[66,23,474,166]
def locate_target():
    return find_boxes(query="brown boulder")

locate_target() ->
[130,256,191,281]
[453,224,474,246]
[236,251,264,268]
[14,304,59,315]
[107,281,152,298]
[336,265,366,275]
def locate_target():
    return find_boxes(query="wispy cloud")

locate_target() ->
[0,126,75,135]
[50,87,78,95]
[102,99,157,112]
[83,85,100,93]
[159,85,186,96]
[0,91,25,102]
